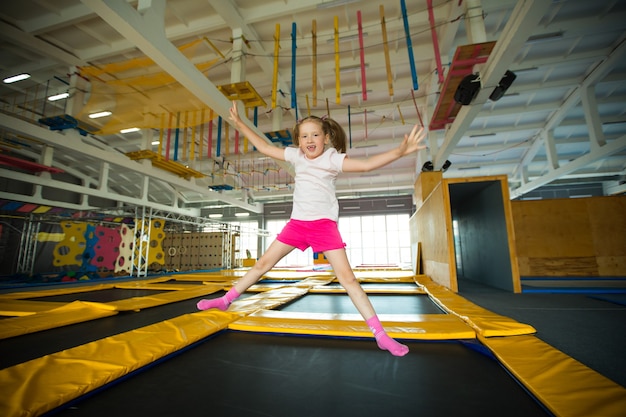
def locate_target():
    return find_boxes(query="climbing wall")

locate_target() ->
[163,232,228,271]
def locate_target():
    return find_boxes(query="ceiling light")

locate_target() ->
[340,64,369,74]
[526,31,564,44]
[209,213,223,218]
[3,73,31,83]
[151,140,160,145]
[48,92,70,101]
[327,33,368,43]
[120,127,140,133]
[89,111,112,119]
[234,212,250,217]
[317,0,360,9]
[343,89,372,97]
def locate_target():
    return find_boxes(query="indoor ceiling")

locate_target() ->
[0,0,625,217]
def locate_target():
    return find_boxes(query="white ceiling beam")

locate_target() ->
[511,36,626,186]
[433,0,552,170]
[0,21,84,68]
[510,135,626,199]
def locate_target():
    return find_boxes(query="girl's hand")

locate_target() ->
[398,124,427,156]
[229,100,242,126]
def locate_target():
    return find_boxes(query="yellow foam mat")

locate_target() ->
[309,285,426,294]
[355,271,422,282]
[0,301,118,340]
[0,299,64,316]
[229,286,310,314]
[229,310,476,340]
[415,275,536,337]
[0,283,116,300]
[0,310,239,417]
[480,334,626,417]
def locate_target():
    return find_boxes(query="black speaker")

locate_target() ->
[454,73,481,105]
[489,70,517,101]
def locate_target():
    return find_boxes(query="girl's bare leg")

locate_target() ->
[197,240,294,311]
[324,248,409,356]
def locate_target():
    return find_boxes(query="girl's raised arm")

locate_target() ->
[229,101,286,161]
[342,124,426,173]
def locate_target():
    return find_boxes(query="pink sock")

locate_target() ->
[366,315,409,357]
[196,288,240,311]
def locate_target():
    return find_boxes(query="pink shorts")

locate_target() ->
[277,219,346,252]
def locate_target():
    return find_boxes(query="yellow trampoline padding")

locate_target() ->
[0,283,116,300]
[355,271,422,282]
[229,286,310,314]
[0,299,65,316]
[229,310,475,340]
[106,284,223,311]
[480,334,626,417]
[115,282,209,291]
[0,310,238,417]
[0,301,118,340]
[415,276,536,337]
[309,285,426,294]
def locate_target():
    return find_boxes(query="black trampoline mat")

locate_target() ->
[0,294,218,370]
[279,293,444,315]
[53,332,551,417]
[24,288,169,303]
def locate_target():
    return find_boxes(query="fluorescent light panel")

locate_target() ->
[89,111,112,119]
[48,92,69,101]
[317,0,360,9]
[120,127,140,133]
[3,73,31,83]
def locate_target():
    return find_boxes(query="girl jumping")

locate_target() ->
[197,101,426,357]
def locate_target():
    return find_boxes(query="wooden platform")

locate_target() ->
[125,150,204,179]
[218,81,266,108]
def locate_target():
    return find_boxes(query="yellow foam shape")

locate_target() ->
[229,310,475,340]
[229,286,310,315]
[106,284,223,311]
[115,283,205,291]
[0,283,115,300]
[309,285,426,294]
[0,310,237,417]
[415,275,536,337]
[480,334,626,417]
[0,299,65,316]
[263,270,333,279]
[0,301,117,340]
[293,276,335,287]
[355,270,420,281]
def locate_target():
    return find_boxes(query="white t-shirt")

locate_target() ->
[284,147,347,222]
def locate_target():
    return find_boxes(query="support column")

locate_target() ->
[465,0,487,44]
[231,27,246,83]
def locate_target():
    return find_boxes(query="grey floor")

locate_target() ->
[458,278,626,388]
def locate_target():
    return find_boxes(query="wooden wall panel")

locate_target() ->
[410,183,456,290]
[511,196,625,277]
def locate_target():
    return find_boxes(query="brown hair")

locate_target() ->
[293,116,347,153]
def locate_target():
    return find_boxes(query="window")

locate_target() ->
[339,213,411,267]
[256,213,411,268]
[226,220,261,260]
